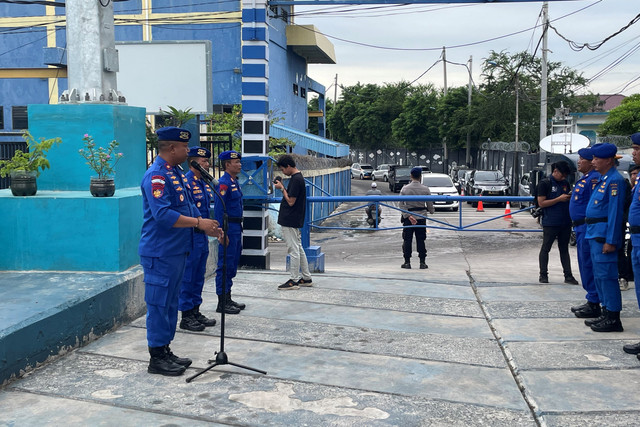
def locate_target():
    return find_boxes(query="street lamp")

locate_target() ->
[487,60,519,193]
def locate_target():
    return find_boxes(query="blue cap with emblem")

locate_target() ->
[219,150,241,161]
[410,167,422,178]
[156,126,191,142]
[188,146,211,158]
[591,143,617,159]
[577,147,593,161]
[631,132,640,146]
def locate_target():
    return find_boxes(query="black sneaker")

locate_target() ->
[564,276,579,285]
[539,275,549,284]
[278,279,300,290]
[297,278,313,287]
[401,263,411,269]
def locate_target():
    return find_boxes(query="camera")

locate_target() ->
[531,207,543,218]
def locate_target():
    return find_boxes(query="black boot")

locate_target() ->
[585,308,608,327]
[228,292,246,310]
[574,302,601,319]
[571,301,590,313]
[179,308,205,331]
[193,305,217,327]
[401,259,411,269]
[147,346,186,376]
[591,310,623,332]
[216,294,240,314]
[165,345,192,368]
[419,258,428,269]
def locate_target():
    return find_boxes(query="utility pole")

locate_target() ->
[540,1,549,142]
[333,74,338,109]
[442,47,448,174]
[466,55,472,166]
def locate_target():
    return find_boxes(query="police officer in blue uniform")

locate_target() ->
[623,133,640,355]
[178,146,218,332]
[213,150,246,314]
[584,143,627,333]
[569,147,602,318]
[536,161,578,284]
[139,127,223,376]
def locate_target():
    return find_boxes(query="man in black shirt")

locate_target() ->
[274,155,313,290]
[537,161,578,284]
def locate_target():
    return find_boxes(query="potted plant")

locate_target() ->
[78,134,124,197]
[0,132,61,196]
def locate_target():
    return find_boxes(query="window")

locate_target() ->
[0,106,4,129]
[300,88,306,99]
[293,84,298,96]
[212,104,235,114]
[12,106,28,130]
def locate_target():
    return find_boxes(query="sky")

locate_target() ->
[294,0,640,103]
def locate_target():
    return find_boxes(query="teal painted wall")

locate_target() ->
[28,104,146,191]
[0,188,142,271]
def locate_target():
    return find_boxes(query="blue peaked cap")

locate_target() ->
[188,146,211,158]
[591,143,617,159]
[156,126,191,142]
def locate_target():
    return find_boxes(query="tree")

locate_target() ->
[600,94,640,135]
[307,97,332,136]
[205,105,243,150]
[391,84,440,149]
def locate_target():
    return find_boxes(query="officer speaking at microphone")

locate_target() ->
[139,127,223,376]
[569,147,602,318]
[213,150,246,314]
[584,143,627,333]
[178,146,218,332]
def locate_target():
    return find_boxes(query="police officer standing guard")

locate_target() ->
[584,143,627,333]
[623,133,640,356]
[139,127,223,376]
[399,167,435,269]
[178,146,218,332]
[569,148,602,318]
[213,151,246,314]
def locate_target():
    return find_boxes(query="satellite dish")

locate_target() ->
[539,133,590,153]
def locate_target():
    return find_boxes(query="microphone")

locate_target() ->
[190,160,217,185]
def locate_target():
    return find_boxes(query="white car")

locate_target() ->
[372,164,392,181]
[421,173,459,211]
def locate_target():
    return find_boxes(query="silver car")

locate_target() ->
[422,173,459,211]
[372,164,392,182]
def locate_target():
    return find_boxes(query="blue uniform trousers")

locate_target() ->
[588,239,621,311]
[631,247,640,309]
[141,254,187,347]
[215,225,242,295]
[178,233,209,311]
[575,225,600,304]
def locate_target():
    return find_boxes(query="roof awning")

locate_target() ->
[271,124,349,158]
[286,25,336,64]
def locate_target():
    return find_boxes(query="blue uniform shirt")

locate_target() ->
[628,182,640,246]
[569,169,601,222]
[213,172,244,230]
[139,157,199,257]
[585,166,626,246]
[185,170,213,219]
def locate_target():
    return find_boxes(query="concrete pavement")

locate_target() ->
[1,202,640,426]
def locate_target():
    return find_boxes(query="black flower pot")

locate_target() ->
[90,177,116,197]
[10,170,37,196]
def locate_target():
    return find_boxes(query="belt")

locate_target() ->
[585,217,607,224]
[194,228,205,234]
[594,237,606,243]
[228,217,243,224]
[408,207,427,212]
[629,226,640,234]
[572,219,586,227]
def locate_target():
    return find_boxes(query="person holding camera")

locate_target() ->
[569,148,602,318]
[537,161,578,285]
[274,155,312,290]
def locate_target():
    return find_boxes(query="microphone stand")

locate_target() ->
[186,162,266,382]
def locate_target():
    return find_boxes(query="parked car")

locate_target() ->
[465,169,510,207]
[452,168,470,194]
[388,165,412,192]
[351,163,374,179]
[516,173,533,208]
[372,164,393,181]
[422,173,459,211]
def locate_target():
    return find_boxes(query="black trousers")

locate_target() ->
[402,217,426,261]
[539,225,572,277]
